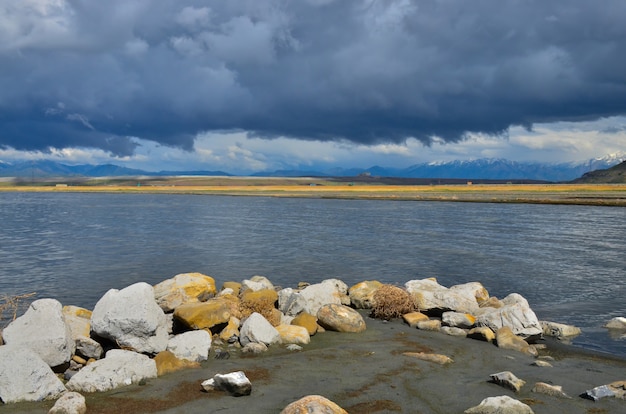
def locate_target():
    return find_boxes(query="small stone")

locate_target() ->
[48,391,87,414]
[464,395,534,414]
[581,384,616,401]
[72,355,87,365]
[442,311,476,329]
[242,342,268,354]
[286,344,303,352]
[604,317,626,330]
[467,326,495,342]
[280,395,347,414]
[531,382,571,398]
[489,371,526,392]
[530,360,553,367]
[608,380,626,399]
[441,326,467,337]
[403,352,453,364]
[540,321,581,338]
[206,371,252,397]
[495,327,537,356]
[416,319,441,331]
[402,312,429,328]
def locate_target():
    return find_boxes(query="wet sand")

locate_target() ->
[5,312,625,414]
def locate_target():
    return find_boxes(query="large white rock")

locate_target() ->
[475,293,542,339]
[66,349,157,393]
[278,288,308,317]
[91,282,169,354]
[405,279,480,314]
[167,330,212,362]
[239,312,281,347]
[0,345,66,403]
[464,395,534,414]
[2,298,75,367]
[299,279,350,315]
[241,275,274,293]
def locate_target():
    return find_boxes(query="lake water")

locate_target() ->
[1,192,625,357]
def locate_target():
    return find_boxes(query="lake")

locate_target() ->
[1,192,624,357]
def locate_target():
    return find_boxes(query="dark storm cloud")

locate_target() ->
[1,0,625,155]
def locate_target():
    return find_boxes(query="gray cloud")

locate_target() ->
[1,0,625,156]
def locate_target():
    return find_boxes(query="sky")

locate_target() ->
[1,0,626,174]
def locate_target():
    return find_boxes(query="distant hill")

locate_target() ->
[572,160,626,183]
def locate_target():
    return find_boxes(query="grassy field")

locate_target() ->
[2,176,626,206]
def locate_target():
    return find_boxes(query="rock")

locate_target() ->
[291,312,318,335]
[464,395,534,414]
[317,304,366,333]
[449,282,490,305]
[403,352,453,364]
[3,298,75,367]
[417,319,441,331]
[276,324,311,345]
[173,297,234,330]
[348,280,382,309]
[604,316,626,329]
[479,297,503,309]
[278,288,308,317]
[91,282,169,354]
[48,391,87,414]
[405,278,480,314]
[475,293,542,340]
[167,330,212,362]
[442,311,476,328]
[441,326,467,337]
[467,326,496,342]
[530,360,553,367]
[222,281,242,296]
[489,371,526,392]
[240,289,281,325]
[540,321,581,338]
[299,279,350,315]
[608,380,626,399]
[75,336,103,360]
[531,382,571,398]
[239,312,281,347]
[153,272,217,312]
[219,317,241,342]
[0,346,67,403]
[66,349,157,393]
[154,351,200,376]
[241,275,274,293]
[581,384,616,401]
[286,344,303,352]
[402,311,430,328]
[495,327,537,356]
[242,342,268,354]
[62,306,92,339]
[280,395,348,414]
[206,371,252,396]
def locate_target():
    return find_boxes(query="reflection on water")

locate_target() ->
[0,192,625,357]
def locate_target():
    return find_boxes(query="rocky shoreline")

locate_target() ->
[1,273,625,413]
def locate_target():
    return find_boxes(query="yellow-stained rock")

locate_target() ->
[241,289,279,305]
[467,326,496,342]
[71,355,87,365]
[154,350,200,376]
[154,272,217,312]
[496,326,537,356]
[174,298,233,330]
[479,296,503,309]
[348,280,383,309]
[291,312,318,335]
[417,319,441,331]
[219,317,241,342]
[402,311,430,328]
[222,281,242,296]
[403,352,453,364]
[276,324,311,345]
[62,305,92,339]
[280,395,347,414]
[317,304,366,333]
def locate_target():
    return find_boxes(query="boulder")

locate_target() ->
[464,395,534,414]
[540,321,581,339]
[531,382,571,398]
[66,349,157,393]
[405,278,479,314]
[403,352,453,364]
[167,330,212,362]
[174,297,235,330]
[402,311,430,328]
[317,304,366,333]
[475,293,542,339]
[62,305,92,339]
[75,336,104,360]
[219,317,241,342]
[276,324,311,345]
[201,371,252,397]
[495,327,537,356]
[3,298,75,367]
[48,391,87,414]
[291,312,318,335]
[239,312,281,347]
[467,326,496,343]
[489,371,526,392]
[299,279,350,315]
[241,275,274,293]
[280,395,348,414]
[278,288,308,317]
[604,316,626,330]
[154,351,200,376]
[442,311,476,329]
[0,346,66,403]
[91,282,169,354]
[348,280,382,309]
[449,282,490,304]
[153,272,217,312]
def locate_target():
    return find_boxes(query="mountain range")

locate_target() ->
[1,153,624,182]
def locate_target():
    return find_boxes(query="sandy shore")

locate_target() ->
[5,312,625,414]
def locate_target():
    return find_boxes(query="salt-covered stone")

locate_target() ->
[604,316,626,330]
[581,385,616,401]
[241,275,274,293]
[242,342,268,354]
[442,311,476,329]
[449,282,490,305]
[348,280,382,309]
[62,305,92,339]
[441,326,467,337]
[167,330,212,362]
[91,282,169,354]
[280,395,348,414]
[278,288,308,317]
[531,382,571,398]
[276,324,311,345]
[405,278,479,314]
[464,395,534,414]
[489,371,526,392]
[66,349,157,393]
[317,304,366,333]
[3,298,75,367]
[203,371,252,397]
[239,312,281,347]
[75,336,103,360]
[475,293,542,339]
[0,345,67,403]
[540,321,581,338]
[403,352,453,364]
[48,391,87,414]
[495,327,537,356]
[153,272,217,312]
[299,279,350,315]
